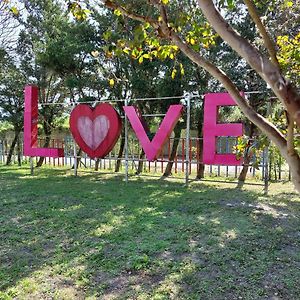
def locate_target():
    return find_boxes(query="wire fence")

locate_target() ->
[0,136,291,183]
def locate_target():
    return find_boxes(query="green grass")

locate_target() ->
[0,165,299,300]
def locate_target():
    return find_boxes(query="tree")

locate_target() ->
[87,0,300,192]
[0,51,26,165]
[15,0,99,167]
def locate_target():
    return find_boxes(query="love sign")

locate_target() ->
[23,85,243,165]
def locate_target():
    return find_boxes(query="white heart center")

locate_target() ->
[77,115,110,150]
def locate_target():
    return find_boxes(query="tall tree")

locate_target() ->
[0,51,26,165]
[16,0,99,166]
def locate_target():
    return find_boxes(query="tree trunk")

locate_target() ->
[285,153,300,193]
[196,113,205,179]
[17,135,21,166]
[196,137,205,179]
[36,135,51,167]
[115,130,125,172]
[36,113,54,167]
[136,149,145,175]
[95,158,100,171]
[162,124,183,177]
[6,129,20,165]
[72,148,82,169]
[238,123,256,182]
[238,154,252,182]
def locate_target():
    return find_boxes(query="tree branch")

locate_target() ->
[197,0,300,128]
[243,0,279,68]
[102,0,292,159]
[286,112,296,155]
[157,3,172,38]
[103,0,159,29]
[168,30,288,153]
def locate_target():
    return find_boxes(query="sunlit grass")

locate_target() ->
[0,165,299,299]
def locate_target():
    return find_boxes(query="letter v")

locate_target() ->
[124,105,183,161]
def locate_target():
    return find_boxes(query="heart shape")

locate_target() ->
[77,115,110,150]
[70,103,122,158]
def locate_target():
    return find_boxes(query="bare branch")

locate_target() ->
[243,0,280,68]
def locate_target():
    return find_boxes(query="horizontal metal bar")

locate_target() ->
[36,95,191,107]
[68,156,265,168]
[33,91,274,107]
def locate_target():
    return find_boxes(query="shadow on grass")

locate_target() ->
[0,165,299,299]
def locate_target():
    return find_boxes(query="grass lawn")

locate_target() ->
[0,165,299,300]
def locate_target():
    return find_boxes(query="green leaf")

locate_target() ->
[171,68,177,79]
[10,6,19,16]
[222,0,235,9]
[103,30,112,41]
[114,9,122,17]
[285,1,293,7]
[109,79,115,87]
[179,63,185,76]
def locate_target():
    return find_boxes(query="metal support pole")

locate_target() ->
[0,141,3,164]
[185,95,191,186]
[124,99,129,183]
[30,157,34,176]
[73,141,77,177]
[264,147,269,195]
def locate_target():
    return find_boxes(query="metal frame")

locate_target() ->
[124,98,129,182]
[185,95,191,186]
[7,92,272,192]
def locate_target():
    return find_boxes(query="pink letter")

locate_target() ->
[203,93,243,165]
[23,85,64,157]
[124,105,183,161]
